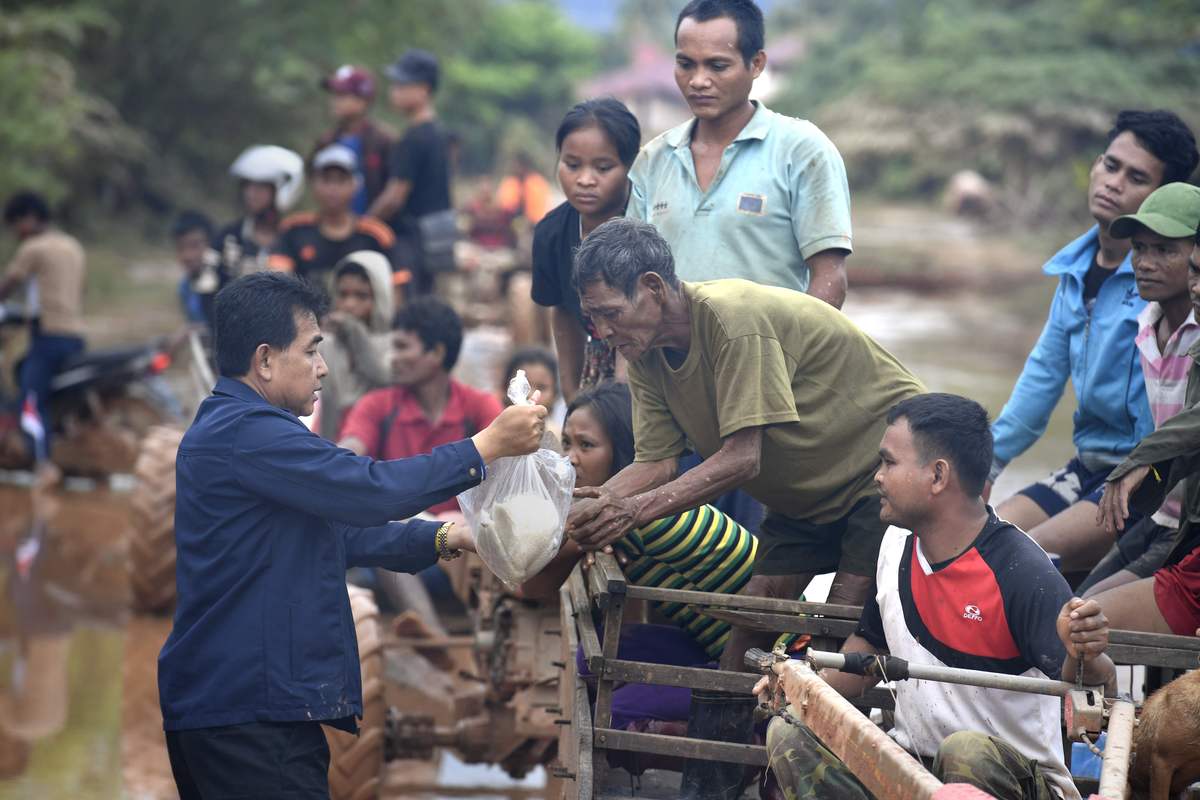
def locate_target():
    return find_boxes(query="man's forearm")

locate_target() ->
[805,249,848,309]
[625,428,761,527]
[603,458,678,500]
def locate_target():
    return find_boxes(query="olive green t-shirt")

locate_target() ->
[628,280,925,523]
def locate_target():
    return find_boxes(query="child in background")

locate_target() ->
[172,210,227,336]
[531,99,641,402]
[316,251,393,441]
[502,346,565,439]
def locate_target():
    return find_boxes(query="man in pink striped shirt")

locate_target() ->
[1079,182,1200,597]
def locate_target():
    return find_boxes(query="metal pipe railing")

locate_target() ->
[806,649,1077,697]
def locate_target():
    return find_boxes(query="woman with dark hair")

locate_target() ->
[521,382,759,737]
[530,98,641,403]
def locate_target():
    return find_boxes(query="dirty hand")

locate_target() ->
[472,394,547,463]
[753,675,772,699]
[567,486,642,551]
[1095,465,1150,535]
[581,548,630,568]
[1056,597,1109,660]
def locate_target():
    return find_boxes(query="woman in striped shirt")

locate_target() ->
[520,382,757,730]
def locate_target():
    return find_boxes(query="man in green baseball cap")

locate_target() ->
[1080,182,1200,598]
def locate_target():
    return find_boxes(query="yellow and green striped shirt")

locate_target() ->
[614,504,757,659]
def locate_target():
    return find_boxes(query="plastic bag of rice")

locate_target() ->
[458,370,575,588]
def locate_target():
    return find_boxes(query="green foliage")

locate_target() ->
[0,5,146,212]
[0,0,593,221]
[773,0,1200,222]
[441,1,598,173]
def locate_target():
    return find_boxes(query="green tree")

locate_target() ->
[0,4,146,213]
[772,0,1200,223]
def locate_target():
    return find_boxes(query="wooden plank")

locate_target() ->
[1106,643,1200,671]
[592,551,627,598]
[594,728,769,767]
[624,584,862,619]
[591,590,626,793]
[557,584,581,788]
[1109,628,1200,653]
[593,594,625,729]
[702,607,860,638]
[575,668,594,798]
[776,659,946,800]
[568,568,603,665]
[603,659,761,694]
[584,556,611,610]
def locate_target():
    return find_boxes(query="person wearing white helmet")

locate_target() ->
[215,145,305,276]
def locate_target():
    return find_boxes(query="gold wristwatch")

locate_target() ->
[435,521,462,561]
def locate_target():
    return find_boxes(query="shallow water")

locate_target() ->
[0,284,1078,799]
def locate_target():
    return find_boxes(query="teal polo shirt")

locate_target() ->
[627,102,852,293]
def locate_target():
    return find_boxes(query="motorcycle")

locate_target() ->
[0,304,197,476]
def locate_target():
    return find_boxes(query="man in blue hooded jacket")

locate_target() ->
[990,110,1198,574]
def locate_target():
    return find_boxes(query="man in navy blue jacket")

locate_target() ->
[157,272,546,798]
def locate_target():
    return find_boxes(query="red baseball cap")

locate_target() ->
[322,65,375,100]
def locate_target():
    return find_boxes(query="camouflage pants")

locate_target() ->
[765,712,1058,800]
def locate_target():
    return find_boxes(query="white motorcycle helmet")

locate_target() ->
[229,145,305,213]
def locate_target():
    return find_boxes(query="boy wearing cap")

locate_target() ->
[269,144,396,294]
[1079,183,1200,597]
[368,49,453,296]
[314,65,394,215]
[989,110,1199,575]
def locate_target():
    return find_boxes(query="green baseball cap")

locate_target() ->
[1110,182,1200,240]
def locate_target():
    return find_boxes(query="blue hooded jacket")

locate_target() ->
[991,226,1152,477]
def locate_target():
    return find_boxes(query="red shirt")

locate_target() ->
[339,381,502,514]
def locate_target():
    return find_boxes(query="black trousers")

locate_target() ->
[165,720,330,799]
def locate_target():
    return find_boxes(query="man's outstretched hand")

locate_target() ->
[566,486,642,551]
[471,394,547,463]
[1096,465,1150,535]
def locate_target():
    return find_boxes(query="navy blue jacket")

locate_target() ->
[158,378,484,731]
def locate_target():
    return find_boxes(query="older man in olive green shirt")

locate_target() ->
[566,218,924,672]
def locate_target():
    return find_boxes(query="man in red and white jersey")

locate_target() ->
[760,393,1117,800]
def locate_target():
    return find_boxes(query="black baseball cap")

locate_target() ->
[385,49,439,90]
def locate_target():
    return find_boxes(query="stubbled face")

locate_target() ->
[242,181,275,216]
[390,329,443,386]
[514,362,557,413]
[1088,131,1164,226]
[175,229,209,276]
[1187,243,1200,318]
[1131,228,1193,304]
[875,419,931,529]
[331,92,369,123]
[578,277,665,363]
[334,272,374,325]
[674,16,763,123]
[557,125,629,221]
[269,311,327,417]
[313,167,355,214]
[562,405,613,489]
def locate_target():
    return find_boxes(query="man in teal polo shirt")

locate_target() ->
[627,0,852,308]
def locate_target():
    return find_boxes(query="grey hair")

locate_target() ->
[572,217,680,298]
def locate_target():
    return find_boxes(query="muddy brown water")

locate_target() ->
[0,286,1075,799]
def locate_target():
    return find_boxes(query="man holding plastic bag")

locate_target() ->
[458,369,576,589]
[157,272,547,799]
[567,218,924,798]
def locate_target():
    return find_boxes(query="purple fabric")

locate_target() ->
[576,623,715,730]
